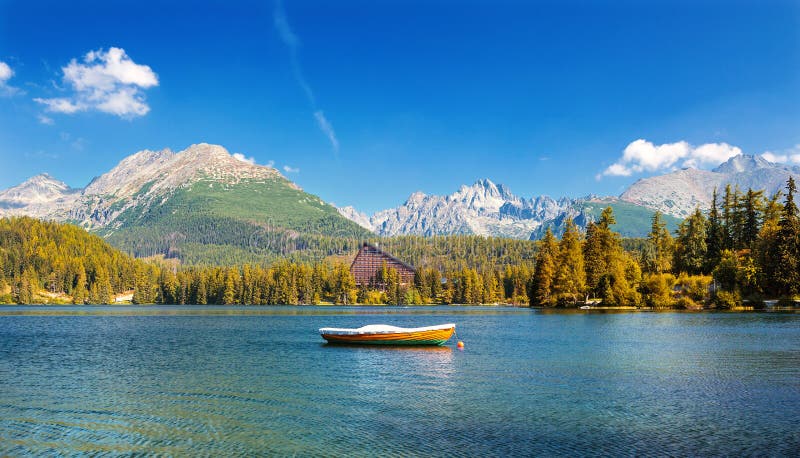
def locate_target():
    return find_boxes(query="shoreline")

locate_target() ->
[1,303,799,313]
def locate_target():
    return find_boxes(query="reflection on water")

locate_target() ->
[0,307,798,455]
[0,305,531,317]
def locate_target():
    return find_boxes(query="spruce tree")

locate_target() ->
[722,184,734,249]
[72,268,88,304]
[530,227,559,307]
[553,219,586,305]
[769,177,800,296]
[706,187,724,272]
[222,270,237,305]
[645,211,674,273]
[743,188,765,248]
[584,207,616,292]
[582,207,633,304]
[195,276,208,305]
[583,222,604,292]
[754,191,783,293]
[674,208,708,275]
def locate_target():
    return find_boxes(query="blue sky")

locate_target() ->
[0,0,798,213]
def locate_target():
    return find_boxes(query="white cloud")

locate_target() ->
[314,110,339,152]
[274,2,340,152]
[762,152,787,163]
[685,143,742,168]
[273,2,299,49]
[762,145,800,164]
[37,114,54,125]
[604,163,633,177]
[34,47,158,118]
[0,61,11,81]
[266,159,275,168]
[600,139,742,178]
[0,61,21,96]
[283,165,300,173]
[233,153,256,165]
[34,97,83,113]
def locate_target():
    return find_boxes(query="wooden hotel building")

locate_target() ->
[350,243,416,289]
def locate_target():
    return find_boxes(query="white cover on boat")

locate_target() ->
[319,323,455,336]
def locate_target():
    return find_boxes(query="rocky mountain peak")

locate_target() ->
[337,206,373,231]
[24,173,68,188]
[621,153,800,217]
[449,178,519,213]
[339,179,579,239]
[83,143,284,201]
[180,143,234,163]
[0,173,74,205]
[0,143,324,230]
[712,154,773,174]
[405,191,428,207]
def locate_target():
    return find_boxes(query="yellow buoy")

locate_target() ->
[457,341,464,349]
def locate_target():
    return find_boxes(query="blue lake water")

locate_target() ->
[0,306,798,456]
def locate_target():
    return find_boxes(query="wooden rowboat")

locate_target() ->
[319,323,455,346]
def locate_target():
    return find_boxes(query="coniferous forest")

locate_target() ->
[2,179,800,308]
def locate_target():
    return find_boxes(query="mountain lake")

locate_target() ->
[0,306,798,456]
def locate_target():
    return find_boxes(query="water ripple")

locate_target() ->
[0,308,798,455]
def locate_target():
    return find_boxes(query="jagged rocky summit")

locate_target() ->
[337,153,800,239]
[0,143,290,229]
[337,178,675,239]
[0,144,369,264]
[620,154,800,218]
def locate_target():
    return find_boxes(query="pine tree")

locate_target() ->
[195,275,208,305]
[769,177,800,296]
[333,263,357,304]
[222,269,237,305]
[584,207,616,292]
[674,208,708,275]
[583,222,605,291]
[582,207,633,305]
[483,270,499,304]
[645,211,674,273]
[722,184,734,249]
[743,188,765,248]
[385,267,401,305]
[88,266,113,304]
[706,187,724,271]
[754,191,783,293]
[531,228,558,306]
[15,267,37,304]
[72,267,88,304]
[730,186,746,250]
[553,219,586,305]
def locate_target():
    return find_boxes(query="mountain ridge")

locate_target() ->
[0,143,369,264]
[4,149,798,259]
[620,154,800,217]
[337,178,678,239]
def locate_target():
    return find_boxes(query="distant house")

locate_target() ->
[350,243,416,289]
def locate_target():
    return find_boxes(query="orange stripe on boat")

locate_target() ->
[319,324,455,345]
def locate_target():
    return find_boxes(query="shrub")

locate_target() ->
[713,290,741,309]
[674,296,702,310]
[640,273,675,308]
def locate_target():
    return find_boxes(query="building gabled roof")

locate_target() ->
[351,242,416,272]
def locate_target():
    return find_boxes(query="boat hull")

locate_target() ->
[320,326,455,346]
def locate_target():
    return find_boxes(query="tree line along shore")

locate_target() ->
[2,178,800,308]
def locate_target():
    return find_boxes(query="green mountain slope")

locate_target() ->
[102,176,370,265]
